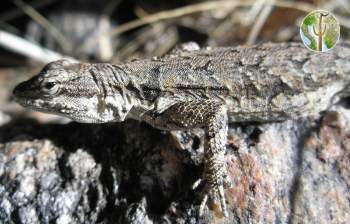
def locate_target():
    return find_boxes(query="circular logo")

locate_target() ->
[300,10,340,52]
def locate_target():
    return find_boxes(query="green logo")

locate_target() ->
[300,10,340,52]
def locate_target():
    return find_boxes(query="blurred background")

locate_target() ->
[0,2,350,223]
[0,0,349,122]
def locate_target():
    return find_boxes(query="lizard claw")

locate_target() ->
[199,194,208,216]
[197,178,229,218]
[218,184,228,217]
[192,178,202,190]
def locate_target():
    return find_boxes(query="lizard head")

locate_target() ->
[13,59,134,123]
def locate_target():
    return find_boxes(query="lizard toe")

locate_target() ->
[197,180,228,218]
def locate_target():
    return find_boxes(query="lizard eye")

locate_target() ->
[42,81,59,94]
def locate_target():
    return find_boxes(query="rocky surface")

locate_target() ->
[0,103,350,223]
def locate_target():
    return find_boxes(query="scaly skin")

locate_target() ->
[13,42,350,217]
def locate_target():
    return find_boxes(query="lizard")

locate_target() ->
[12,42,350,218]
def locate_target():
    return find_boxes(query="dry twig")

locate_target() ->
[83,0,316,49]
[79,0,318,51]
[246,0,275,45]
[12,0,71,53]
[0,0,57,22]
[0,30,69,63]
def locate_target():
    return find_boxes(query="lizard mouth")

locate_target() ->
[14,96,77,115]
[14,96,103,123]
[13,94,105,123]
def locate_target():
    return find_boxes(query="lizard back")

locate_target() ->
[123,42,350,122]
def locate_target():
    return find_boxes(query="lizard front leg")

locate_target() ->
[201,103,229,217]
[143,100,230,217]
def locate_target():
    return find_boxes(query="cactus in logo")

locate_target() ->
[313,12,328,51]
[300,10,340,52]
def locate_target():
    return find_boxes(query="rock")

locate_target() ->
[0,105,350,223]
[0,140,106,224]
[123,198,152,224]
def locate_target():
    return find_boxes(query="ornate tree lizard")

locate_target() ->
[13,42,350,217]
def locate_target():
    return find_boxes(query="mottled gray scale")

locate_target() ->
[125,57,230,101]
[121,42,350,121]
[91,64,122,96]
[89,67,106,97]
[140,86,161,101]
[111,64,129,85]
[12,42,350,218]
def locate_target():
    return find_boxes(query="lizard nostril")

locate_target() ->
[13,82,29,97]
[13,84,21,97]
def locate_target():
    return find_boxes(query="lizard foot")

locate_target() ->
[193,174,231,218]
